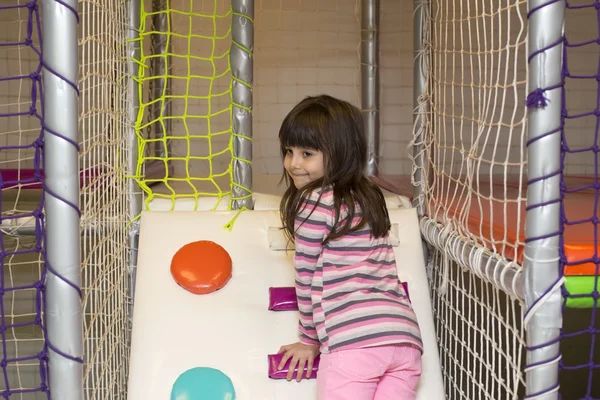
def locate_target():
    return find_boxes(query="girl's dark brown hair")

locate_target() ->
[279,94,391,243]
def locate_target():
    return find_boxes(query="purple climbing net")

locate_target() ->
[559,1,600,399]
[0,1,49,398]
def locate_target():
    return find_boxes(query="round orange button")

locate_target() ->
[170,240,232,295]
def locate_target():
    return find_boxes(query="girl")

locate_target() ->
[276,95,423,400]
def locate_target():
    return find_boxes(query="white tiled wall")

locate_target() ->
[253,0,414,176]
[253,0,361,174]
[379,0,414,176]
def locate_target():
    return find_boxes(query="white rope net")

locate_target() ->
[428,250,525,399]
[79,0,131,398]
[410,0,529,398]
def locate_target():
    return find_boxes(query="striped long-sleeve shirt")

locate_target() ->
[294,187,423,354]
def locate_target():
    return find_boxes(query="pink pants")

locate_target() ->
[316,344,422,400]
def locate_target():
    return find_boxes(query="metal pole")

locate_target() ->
[42,0,83,398]
[523,0,565,398]
[128,0,143,326]
[150,0,171,159]
[231,0,254,210]
[420,217,524,299]
[361,0,380,177]
[412,0,429,217]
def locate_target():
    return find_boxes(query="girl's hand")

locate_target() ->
[277,342,320,382]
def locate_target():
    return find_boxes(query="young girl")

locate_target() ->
[276,95,423,400]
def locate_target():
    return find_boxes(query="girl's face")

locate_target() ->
[283,146,324,189]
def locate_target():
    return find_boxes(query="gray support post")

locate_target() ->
[42,0,83,398]
[128,0,143,318]
[231,0,254,210]
[524,0,565,398]
[361,0,380,177]
[151,0,171,158]
[412,0,429,217]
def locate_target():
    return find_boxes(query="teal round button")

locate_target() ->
[171,367,235,400]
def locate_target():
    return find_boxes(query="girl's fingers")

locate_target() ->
[286,357,299,381]
[296,358,306,382]
[278,350,291,370]
[306,357,314,379]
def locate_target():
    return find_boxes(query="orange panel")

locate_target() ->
[388,175,600,277]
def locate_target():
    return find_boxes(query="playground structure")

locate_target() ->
[126,201,444,399]
[0,0,598,399]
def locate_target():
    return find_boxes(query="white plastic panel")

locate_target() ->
[127,207,444,400]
